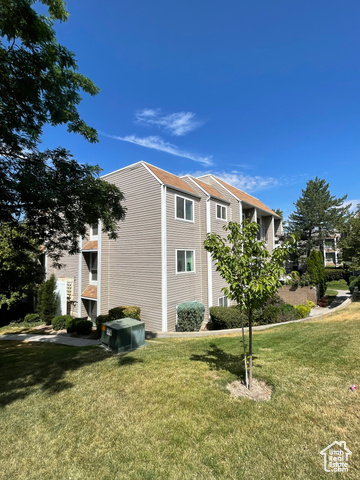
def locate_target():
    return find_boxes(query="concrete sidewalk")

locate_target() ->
[0,333,101,347]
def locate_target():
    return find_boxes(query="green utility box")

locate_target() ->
[101,318,145,353]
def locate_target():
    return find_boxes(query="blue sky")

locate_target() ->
[42,0,360,218]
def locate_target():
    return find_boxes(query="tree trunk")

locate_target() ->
[248,311,253,390]
[241,316,249,389]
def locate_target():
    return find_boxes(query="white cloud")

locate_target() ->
[105,134,213,166]
[343,199,360,213]
[182,169,279,192]
[136,109,203,136]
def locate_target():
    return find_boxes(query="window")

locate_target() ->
[218,296,229,307]
[90,223,98,239]
[90,253,98,283]
[176,195,194,222]
[216,204,227,220]
[176,250,195,273]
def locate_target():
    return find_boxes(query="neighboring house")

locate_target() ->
[324,233,342,267]
[46,162,281,332]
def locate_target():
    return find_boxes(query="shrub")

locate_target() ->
[294,304,311,318]
[95,314,110,334]
[318,297,329,307]
[52,315,73,331]
[299,272,312,287]
[66,317,93,335]
[349,276,360,294]
[325,268,350,283]
[209,306,247,330]
[306,250,326,297]
[24,313,41,323]
[307,300,316,309]
[108,305,141,321]
[261,303,300,325]
[37,274,58,324]
[264,294,285,307]
[177,302,205,332]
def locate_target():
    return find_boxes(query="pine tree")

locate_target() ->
[287,178,350,257]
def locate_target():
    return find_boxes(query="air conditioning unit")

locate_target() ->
[100,318,145,353]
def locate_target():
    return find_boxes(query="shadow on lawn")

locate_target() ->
[190,343,257,378]
[0,342,142,407]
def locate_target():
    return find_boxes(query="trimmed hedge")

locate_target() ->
[325,268,350,283]
[177,302,205,332]
[52,315,73,331]
[349,276,360,294]
[209,306,247,329]
[66,317,93,335]
[262,303,301,324]
[108,305,141,321]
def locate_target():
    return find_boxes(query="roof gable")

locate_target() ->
[210,176,279,217]
[187,177,227,201]
[143,163,197,196]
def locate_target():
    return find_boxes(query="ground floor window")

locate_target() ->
[176,250,195,273]
[83,299,97,323]
[218,296,229,307]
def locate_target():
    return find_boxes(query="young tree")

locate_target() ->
[339,205,360,269]
[0,0,126,263]
[204,221,295,389]
[286,178,350,257]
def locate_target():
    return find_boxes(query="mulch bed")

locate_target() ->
[227,378,272,401]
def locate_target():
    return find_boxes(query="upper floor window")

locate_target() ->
[176,195,194,222]
[176,250,195,273]
[90,253,98,283]
[216,204,227,220]
[90,223,98,239]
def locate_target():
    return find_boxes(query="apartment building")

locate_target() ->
[48,162,281,332]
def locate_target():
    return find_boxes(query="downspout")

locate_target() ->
[206,197,213,315]
[161,184,168,331]
[77,235,82,317]
[97,220,101,317]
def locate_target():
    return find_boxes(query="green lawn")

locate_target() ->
[1,304,360,479]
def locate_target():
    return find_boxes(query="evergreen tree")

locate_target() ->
[339,205,360,269]
[286,178,350,258]
[37,274,58,324]
[306,250,326,298]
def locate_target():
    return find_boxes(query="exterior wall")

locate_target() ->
[277,285,317,306]
[45,251,80,317]
[165,187,203,331]
[100,164,163,331]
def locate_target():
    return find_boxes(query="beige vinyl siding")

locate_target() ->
[45,252,80,317]
[100,164,162,331]
[166,187,203,331]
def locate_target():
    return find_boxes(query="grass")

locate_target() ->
[1,304,360,479]
[326,279,349,291]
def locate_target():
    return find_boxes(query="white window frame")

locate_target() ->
[90,223,99,240]
[216,204,227,221]
[89,252,98,285]
[176,249,195,274]
[175,195,194,223]
[218,296,229,307]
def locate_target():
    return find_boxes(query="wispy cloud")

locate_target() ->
[182,169,280,192]
[104,133,213,166]
[136,109,203,136]
[343,199,360,213]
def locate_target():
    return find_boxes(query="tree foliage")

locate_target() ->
[204,221,295,389]
[0,223,44,308]
[286,177,350,257]
[339,205,360,269]
[0,0,126,263]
